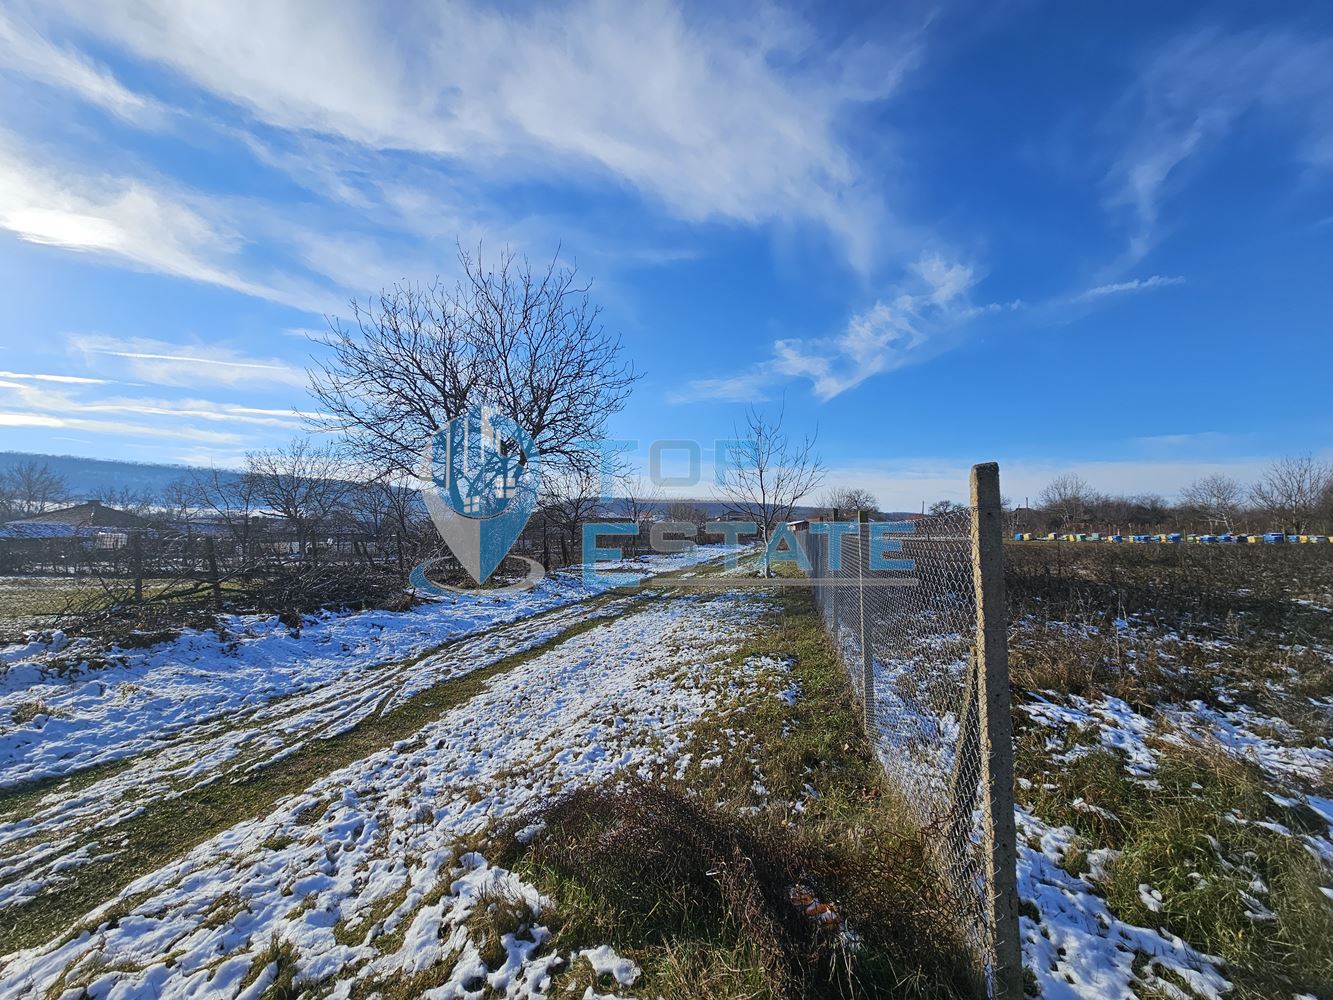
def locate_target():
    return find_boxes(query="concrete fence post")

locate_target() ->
[970,462,1023,999]
[858,524,874,730]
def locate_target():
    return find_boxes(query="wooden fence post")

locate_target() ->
[970,462,1023,999]
[205,536,223,609]
[131,531,144,604]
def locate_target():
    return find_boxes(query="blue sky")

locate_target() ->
[0,1,1330,508]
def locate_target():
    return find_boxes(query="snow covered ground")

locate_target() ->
[1011,619,1333,999]
[0,591,772,998]
[0,545,749,789]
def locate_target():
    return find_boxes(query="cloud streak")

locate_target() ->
[1076,274,1185,300]
[69,334,308,388]
[1105,26,1333,264]
[674,253,1016,403]
[0,139,338,313]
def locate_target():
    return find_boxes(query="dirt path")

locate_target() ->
[0,569,777,997]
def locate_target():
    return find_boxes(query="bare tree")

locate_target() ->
[821,486,878,517]
[246,438,355,561]
[542,464,607,566]
[665,501,708,528]
[92,485,155,516]
[925,499,965,517]
[714,404,824,575]
[374,471,429,574]
[1250,455,1332,534]
[1038,473,1098,529]
[161,478,199,528]
[1179,474,1244,533]
[310,245,639,479]
[188,468,263,564]
[1,460,67,516]
[616,474,662,556]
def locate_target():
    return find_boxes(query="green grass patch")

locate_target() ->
[1098,739,1333,998]
[473,584,975,1000]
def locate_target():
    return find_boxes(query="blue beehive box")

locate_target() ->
[1109,534,1123,542]
[1287,535,1300,543]
[1200,534,1217,543]
[1168,533,1182,543]
[1264,532,1284,543]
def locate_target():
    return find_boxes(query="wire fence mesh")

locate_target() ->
[796,500,1018,997]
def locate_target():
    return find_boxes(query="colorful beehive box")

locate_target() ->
[1168,533,1183,543]
[1264,533,1284,543]
[1109,534,1123,542]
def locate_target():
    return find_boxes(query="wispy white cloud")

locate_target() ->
[20,0,926,271]
[0,138,338,312]
[0,369,111,384]
[0,369,313,453]
[1077,274,1185,300]
[0,410,242,444]
[673,253,1016,403]
[1105,27,1333,264]
[0,9,163,123]
[68,334,308,388]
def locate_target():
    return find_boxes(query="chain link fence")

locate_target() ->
[794,464,1021,998]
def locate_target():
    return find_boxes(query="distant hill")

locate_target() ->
[0,452,240,502]
[0,452,914,519]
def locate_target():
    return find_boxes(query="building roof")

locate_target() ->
[5,500,153,530]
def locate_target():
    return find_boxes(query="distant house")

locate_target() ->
[0,501,155,565]
[1,500,152,540]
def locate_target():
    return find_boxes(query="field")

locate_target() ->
[0,544,1328,998]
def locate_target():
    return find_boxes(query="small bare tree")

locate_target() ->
[821,486,878,517]
[1179,474,1244,533]
[617,474,662,557]
[715,404,824,576]
[1039,473,1097,529]
[92,485,155,516]
[926,499,966,517]
[1,460,67,516]
[542,464,607,567]
[1250,455,1332,534]
[246,439,355,562]
[188,468,263,565]
[665,501,709,535]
